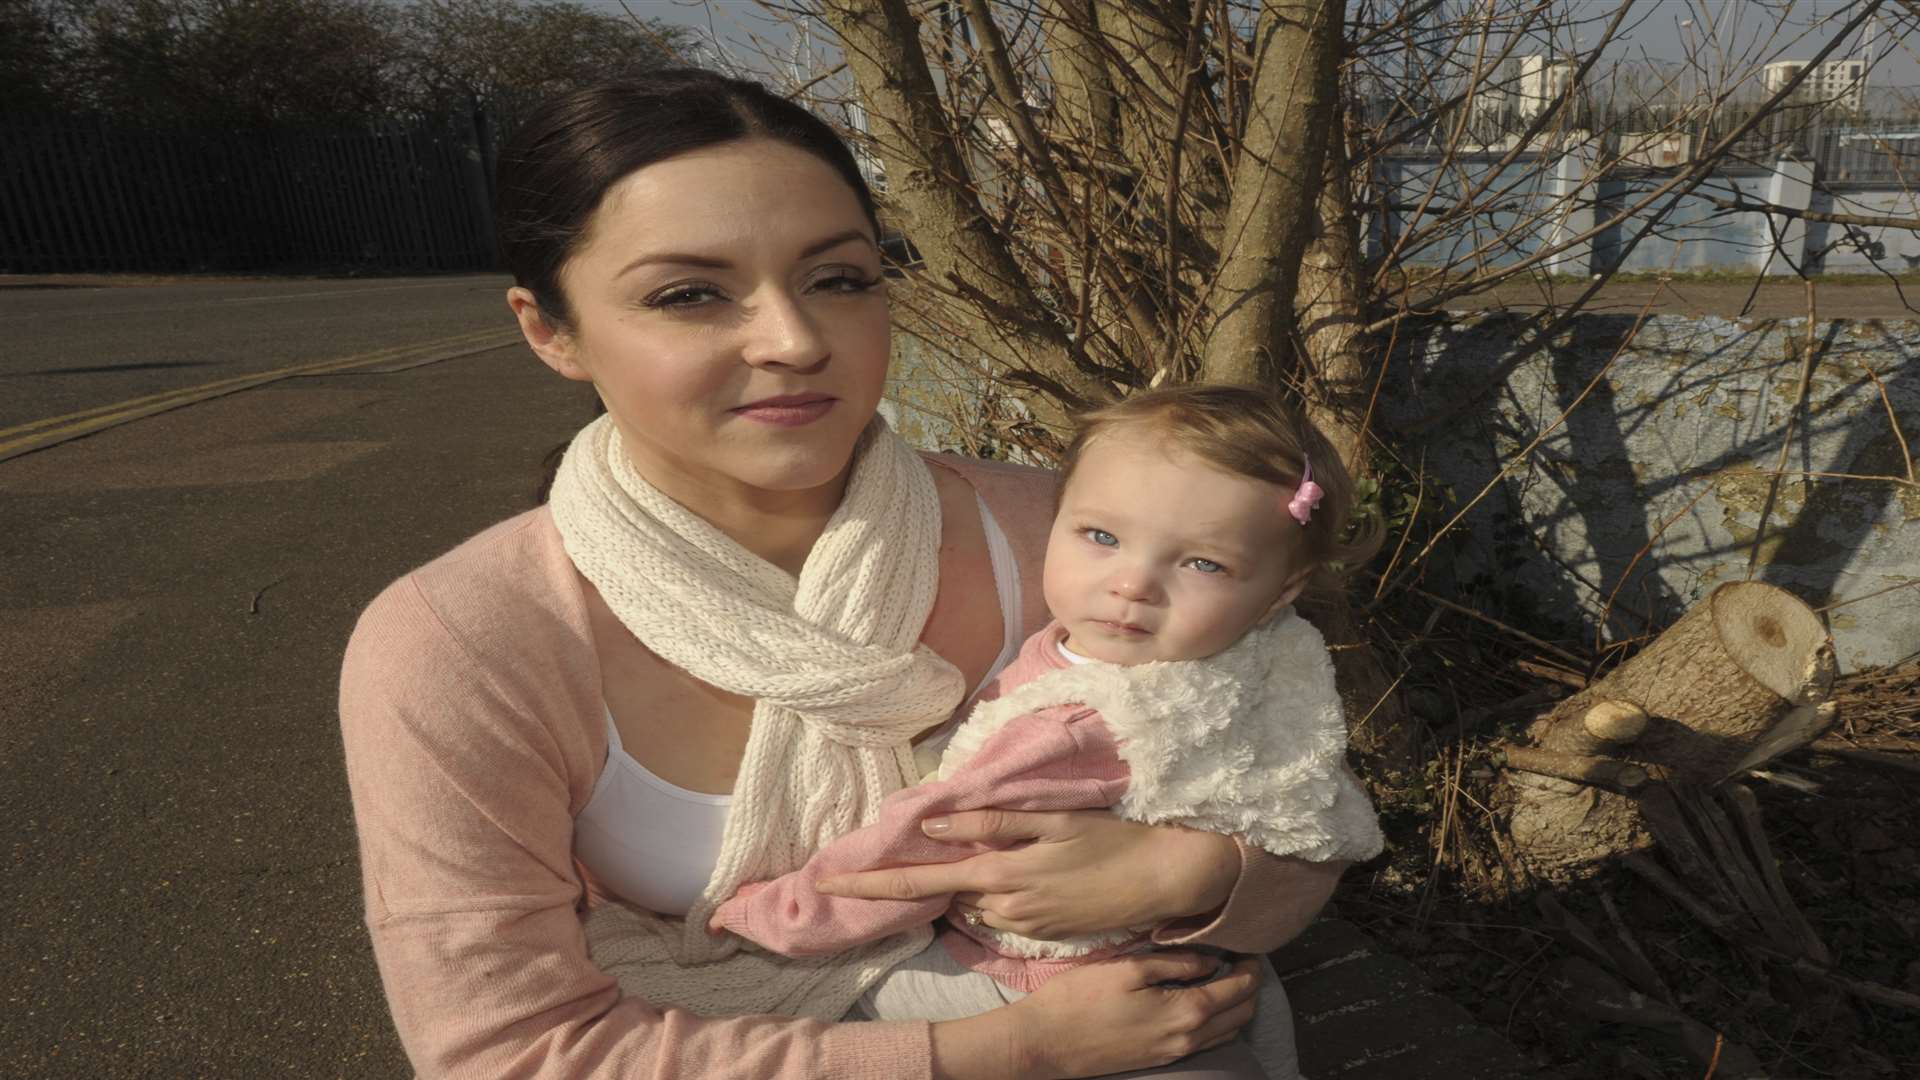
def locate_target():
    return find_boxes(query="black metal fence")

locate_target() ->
[1368,95,1920,188]
[0,113,498,274]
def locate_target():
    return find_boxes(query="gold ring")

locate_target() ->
[962,908,985,927]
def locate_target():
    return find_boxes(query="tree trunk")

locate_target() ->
[1504,582,1839,881]
[1287,103,1420,775]
[820,0,1107,430]
[1295,107,1370,468]
[1197,0,1340,385]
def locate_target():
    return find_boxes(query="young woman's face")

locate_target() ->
[1043,432,1310,664]
[516,138,890,501]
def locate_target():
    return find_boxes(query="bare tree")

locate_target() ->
[395,0,693,117]
[760,0,1916,867]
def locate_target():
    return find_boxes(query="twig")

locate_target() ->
[1624,851,1729,931]
[1496,744,1652,792]
[1595,480,1717,648]
[1706,194,1920,232]
[1350,671,1409,741]
[1516,658,1589,689]
[1404,586,1590,669]
[1790,960,1920,1013]
[1804,742,1920,776]
[248,575,289,616]
[1747,284,1821,581]
[1600,890,1676,1005]
[1859,359,1916,485]
[1814,578,1920,614]
[1461,685,1568,726]
[1723,785,1830,965]
[1371,454,1425,600]
[1419,741,1466,928]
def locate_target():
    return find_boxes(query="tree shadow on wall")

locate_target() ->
[1385,312,1920,657]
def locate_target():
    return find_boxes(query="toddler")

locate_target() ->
[710,385,1386,1078]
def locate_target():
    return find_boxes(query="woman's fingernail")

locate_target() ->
[816,879,843,895]
[922,817,952,837]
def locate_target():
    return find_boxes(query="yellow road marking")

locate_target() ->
[0,329,519,462]
[0,327,510,439]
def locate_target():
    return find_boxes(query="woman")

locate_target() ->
[339,70,1345,1079]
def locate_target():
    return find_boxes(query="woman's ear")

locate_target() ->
[508,287,591,382]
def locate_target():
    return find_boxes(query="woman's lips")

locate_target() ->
[731,395,836,426]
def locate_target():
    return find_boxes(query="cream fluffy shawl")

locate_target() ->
[936,611,1385,961]
[551,415,964,1020]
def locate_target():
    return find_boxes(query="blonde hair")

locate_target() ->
[1060,384,1383,572]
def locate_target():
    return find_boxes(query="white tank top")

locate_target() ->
[572,495,1025,916]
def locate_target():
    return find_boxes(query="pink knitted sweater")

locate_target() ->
[338,454,1340,1079]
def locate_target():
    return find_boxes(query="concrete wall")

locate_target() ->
[1381,313,1920,671]
[1372,151,1920,276]
[1808,187,1920,273]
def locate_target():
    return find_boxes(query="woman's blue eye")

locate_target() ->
[1084,528,1118,547]
[1187,558,1225,574]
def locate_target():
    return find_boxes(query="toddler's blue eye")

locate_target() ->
[1188,558,1225,574]
[1084,528,1118,547]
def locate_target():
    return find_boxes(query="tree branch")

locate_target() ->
[1708,195,1920,233]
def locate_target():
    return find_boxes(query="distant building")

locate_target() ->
[1763,59,1868,111]
[1516,55,1577,117]
[1469,55,1578,133]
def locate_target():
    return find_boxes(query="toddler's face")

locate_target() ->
[1042,432,1309,665]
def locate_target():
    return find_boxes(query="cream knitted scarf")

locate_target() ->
[550,414,965,1020]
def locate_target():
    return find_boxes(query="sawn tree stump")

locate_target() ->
[1503,582,1838,881]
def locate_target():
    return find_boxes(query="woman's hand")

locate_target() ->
[817,809,1240,939]
[929,953,1261,1080]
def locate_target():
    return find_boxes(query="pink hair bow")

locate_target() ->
[1288,460,1324,525]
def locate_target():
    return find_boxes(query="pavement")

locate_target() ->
[0,275,1553,1077]
[1276,918,1548,1079]
[2,278,592,1076]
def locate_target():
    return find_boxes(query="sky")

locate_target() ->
[594,0,1916,96]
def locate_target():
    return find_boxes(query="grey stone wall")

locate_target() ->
[1383,313,1920,672]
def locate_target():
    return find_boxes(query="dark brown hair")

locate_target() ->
[495,69,880,331]
[1059,384,1384,571]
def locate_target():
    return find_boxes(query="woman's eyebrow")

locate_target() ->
[615,229,875,279]
[798,228,875,259]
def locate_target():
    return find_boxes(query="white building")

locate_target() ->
[1469,55,1577,131]
[1517,55,1576,116]
[1763,59,1868,111]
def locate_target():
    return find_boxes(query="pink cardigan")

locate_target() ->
[339,454,1335,1079]
[715,621,1142,990]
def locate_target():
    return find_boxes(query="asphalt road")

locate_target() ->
[1,275,597,1076]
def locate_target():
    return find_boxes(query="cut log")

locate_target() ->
[1504,582,1838,881]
